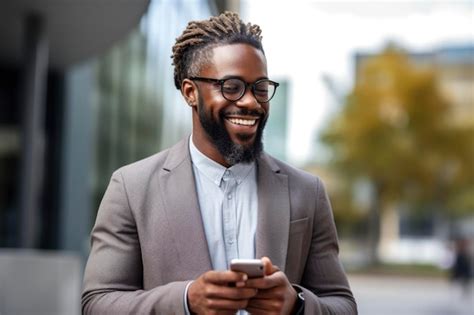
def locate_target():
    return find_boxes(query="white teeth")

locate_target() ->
[228,118,256,126]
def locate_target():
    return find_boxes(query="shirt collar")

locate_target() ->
[189,135,256,187]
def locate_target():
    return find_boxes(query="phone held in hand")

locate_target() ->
[230,259,264,278]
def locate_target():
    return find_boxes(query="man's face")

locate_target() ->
[192,44,270,165]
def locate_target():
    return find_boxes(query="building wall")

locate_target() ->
[0,0,218,254]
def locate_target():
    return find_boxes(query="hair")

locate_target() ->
[171,11,264,90]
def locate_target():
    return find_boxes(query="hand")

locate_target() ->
[244,257,297,315]
[188,270,258,314]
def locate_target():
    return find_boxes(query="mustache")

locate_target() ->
[222,108,265,117]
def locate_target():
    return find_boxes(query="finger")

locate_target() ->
[261,256,273,276]
[203,270,248,284]
[260,257,279,275]
[205,285,258,300]
[247,297,283,312]
[249,288,278,299]
[246,299,281,315]
[244,276,267,289]
[245,271,286,289]
[271,264,280,273]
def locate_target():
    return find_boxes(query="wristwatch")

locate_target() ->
[292,286,305,315]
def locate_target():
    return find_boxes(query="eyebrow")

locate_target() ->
[220,75,269,82]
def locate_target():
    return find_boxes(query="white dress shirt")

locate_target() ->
[184,136,258,314]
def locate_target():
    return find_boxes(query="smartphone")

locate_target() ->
[230,259,264,278]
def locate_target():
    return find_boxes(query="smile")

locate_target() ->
[226,118,258,126]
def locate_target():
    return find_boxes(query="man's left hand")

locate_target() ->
[244,257,297,315]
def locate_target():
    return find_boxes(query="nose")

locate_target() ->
[235,85,261,110]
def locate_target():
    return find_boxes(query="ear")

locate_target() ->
[181,78,198,107]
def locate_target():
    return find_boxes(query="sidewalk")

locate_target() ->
[349,274,473,315]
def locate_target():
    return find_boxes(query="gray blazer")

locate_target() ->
[82,138,357,314]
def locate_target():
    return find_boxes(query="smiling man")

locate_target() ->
[186,43,270,167]
[82,12,357,315]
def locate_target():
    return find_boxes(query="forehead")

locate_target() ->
[201,43,267,80]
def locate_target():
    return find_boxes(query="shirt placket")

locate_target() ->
[221,170,239,265]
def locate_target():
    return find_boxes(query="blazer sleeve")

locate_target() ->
[81,171,189,315]
[296,177,358,315]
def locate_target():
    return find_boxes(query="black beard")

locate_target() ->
[197,95,266,165]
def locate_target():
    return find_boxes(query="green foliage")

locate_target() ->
[329,181,367,238]
[321,45,474,216]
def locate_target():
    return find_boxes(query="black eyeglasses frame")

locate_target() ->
[189,76,280,103]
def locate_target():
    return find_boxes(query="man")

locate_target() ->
[82,11,357,315]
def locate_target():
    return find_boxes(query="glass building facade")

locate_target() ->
[0,0,216,259]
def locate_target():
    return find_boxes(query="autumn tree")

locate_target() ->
[321,45,474,264]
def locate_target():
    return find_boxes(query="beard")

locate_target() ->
[197,95,267,165]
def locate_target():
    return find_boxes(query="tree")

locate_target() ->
[321,45,474,264]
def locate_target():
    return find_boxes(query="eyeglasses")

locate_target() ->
[190,76,280,103]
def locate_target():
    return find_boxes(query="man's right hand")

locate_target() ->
[188,270,258,314]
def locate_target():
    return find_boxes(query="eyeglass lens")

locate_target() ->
[222,78,276,102]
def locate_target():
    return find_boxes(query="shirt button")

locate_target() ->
[227,194,232,199]
[228,239,234,244]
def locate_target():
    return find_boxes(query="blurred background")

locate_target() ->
[0,0,472,314]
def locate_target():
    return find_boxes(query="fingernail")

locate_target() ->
[242,274,248,281]
[236,281,245,287]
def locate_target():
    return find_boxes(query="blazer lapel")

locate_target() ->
[158,138,212,276]
[256,153,290,272]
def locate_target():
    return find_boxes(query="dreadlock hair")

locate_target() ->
[172,11,264,90]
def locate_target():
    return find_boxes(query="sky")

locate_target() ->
[242,0,473,165]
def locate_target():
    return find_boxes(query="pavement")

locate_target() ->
[349,274,474,315]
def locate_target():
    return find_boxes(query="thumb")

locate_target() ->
[261,256,279,276]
